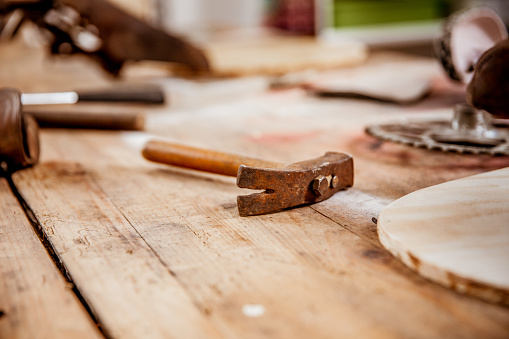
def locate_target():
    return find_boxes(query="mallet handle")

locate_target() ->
[142,140,282,177]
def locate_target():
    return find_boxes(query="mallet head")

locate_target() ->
[0,88,40,173]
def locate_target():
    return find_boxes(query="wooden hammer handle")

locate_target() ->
[142,140,282,177]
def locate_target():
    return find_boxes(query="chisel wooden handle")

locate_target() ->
[25,111,145,130]
[142,140,283,177]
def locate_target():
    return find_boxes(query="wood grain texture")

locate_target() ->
[4,39,509,338]
[10,126,509,338]
[142,139,283,177]
[0,179,102,339]
[378,167,509,305]
[11,162,222,339]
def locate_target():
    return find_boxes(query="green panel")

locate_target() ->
[333,0,448,27]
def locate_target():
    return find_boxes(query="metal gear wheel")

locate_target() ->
[365,105,509,156]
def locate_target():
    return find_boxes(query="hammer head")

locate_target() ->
[236,152,353,216]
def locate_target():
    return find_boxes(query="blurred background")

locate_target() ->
[110,0,509,54]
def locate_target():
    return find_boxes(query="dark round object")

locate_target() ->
[0,88,40,172]
[467,38,509,118]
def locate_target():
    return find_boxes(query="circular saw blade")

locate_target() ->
[435,6,508,84]
[366,119,509,156]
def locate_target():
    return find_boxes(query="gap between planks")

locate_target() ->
[0,174,103,339]
[3,172,108,338]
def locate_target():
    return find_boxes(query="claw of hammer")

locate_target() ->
[142,140,353,216]
[236,153,353,216]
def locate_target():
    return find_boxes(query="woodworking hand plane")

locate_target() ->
[0,0,210,75]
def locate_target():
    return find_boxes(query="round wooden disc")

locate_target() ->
[378,167,509,305]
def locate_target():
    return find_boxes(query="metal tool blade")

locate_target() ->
[365,106,509,156]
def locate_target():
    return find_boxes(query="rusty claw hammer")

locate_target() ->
[142,141,353,216]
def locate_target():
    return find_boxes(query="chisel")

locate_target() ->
[20,86,165,105]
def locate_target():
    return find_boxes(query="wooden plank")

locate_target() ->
[11,126,509,338]
[4,38,509,337]
[10,161,222,339]
[378,167,509,305]
[0,178,102,339]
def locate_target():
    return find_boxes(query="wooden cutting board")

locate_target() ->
[378,167,509,305]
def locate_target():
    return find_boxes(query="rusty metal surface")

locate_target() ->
[0,88,40,172]
[236,152,354,216]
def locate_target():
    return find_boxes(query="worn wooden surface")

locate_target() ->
[2,37,509,338]
[378,167,509,305]
[0,178,102,339]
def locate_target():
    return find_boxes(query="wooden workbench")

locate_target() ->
[1,38,509,339]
